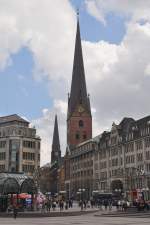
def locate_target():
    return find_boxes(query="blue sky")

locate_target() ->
[0,47,51,119]
[71,0,126,43]
[0,0,126,121]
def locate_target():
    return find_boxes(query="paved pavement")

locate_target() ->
[0,203,100,217]
[0,212,150,225]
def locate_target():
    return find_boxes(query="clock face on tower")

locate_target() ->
[78,105,84,113]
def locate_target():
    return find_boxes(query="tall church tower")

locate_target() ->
[67,18,92,149]
[51,115,61,165]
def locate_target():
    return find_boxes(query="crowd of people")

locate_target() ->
[37,198,73,212]
[4,195,150,219]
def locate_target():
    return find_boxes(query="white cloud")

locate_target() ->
[85,0,150,24]
[145,64,150,76]
[32,100,67,166]
[1,0,150,165]
[85,0,106,25]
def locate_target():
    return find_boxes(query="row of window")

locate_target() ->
[111,158,118,167]
[72,152,93,162]
[98,152,149,167]
[125,143,134,153]
[137,153,143,162]
[0,152,5,160]
[72,169,93,178]
[72,160,93,170]
[145,137,150,148]
[0,141,6,148]
[126,127,150,141]
[141,127,150,136]
[23,152,35,161]
[97,139,150,157]
[125,155,135,164]
[23,141,36,149]
[136,140,143,150]
[146,151,150,160]
[111,169,118,177]
[76,143,95,153]
[98,135,150,150]
[22,164,35,173]
[146,163,150,172]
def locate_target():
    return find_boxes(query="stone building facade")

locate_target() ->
[0,114,40,176]
[70,139,96,199]
[93,116,150,195]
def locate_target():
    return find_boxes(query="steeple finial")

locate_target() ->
[77,8,79,19]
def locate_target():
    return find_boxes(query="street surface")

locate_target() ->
[0,213,150,225]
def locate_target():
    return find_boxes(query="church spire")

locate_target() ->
[67,17,91,119]
[51,115,61,164]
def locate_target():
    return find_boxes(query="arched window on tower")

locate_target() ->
[79,120,84,127]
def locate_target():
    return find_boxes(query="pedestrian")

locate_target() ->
[79,200,83,211]
[69,199,72,208]
[122,200,127,212]
[47,200,51,212]
[103,199,108,210]
[65,200,69,210]
[52,201,56,211]
[13,205,18,219]
[59,200,64,211]
[108,199,112,211]
[83,200,87,209]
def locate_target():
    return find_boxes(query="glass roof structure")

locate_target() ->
[0,172,36,194]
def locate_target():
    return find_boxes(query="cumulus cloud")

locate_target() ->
[0,0,76,78]
[1,0,150,165]
[85,0,150,24]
